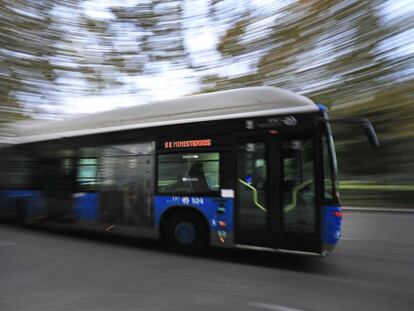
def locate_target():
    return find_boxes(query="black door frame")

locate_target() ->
[279,133,322,253]
[233,130,322,253]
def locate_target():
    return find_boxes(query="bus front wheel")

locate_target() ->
[163,211,208,254]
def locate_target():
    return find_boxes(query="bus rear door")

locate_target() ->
[234,132,281,248]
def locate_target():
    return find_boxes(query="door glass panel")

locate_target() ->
[283,139,315,233]
[77,158,98,186]
[98,142,155,226]
[237,142,267,231]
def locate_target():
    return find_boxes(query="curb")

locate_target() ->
[343,206,414,213]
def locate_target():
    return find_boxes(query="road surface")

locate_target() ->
[1,211,413,311]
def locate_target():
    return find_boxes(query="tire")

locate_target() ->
[163,211,209,254]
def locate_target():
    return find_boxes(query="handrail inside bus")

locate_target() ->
[238,178,314,214]
[284,180,313,213]
[238,179,267,212]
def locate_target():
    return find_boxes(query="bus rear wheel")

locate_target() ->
[163,211,208,254]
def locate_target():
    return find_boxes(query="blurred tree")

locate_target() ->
[1,0,414,187]
[200,0,414,184]
[0,0,59,124]
[0,0,191,123]
[111,0,189,73]
[217,19,250,57]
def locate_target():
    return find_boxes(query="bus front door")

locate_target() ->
[234,133,320,253]
[280,138,320,253]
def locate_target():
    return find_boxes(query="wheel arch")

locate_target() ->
[158,205,211,244]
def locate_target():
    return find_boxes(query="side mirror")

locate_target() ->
[320,117,380,148]
[357,118,380,148]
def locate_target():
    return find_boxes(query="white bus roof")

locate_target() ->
[10,86,318,144]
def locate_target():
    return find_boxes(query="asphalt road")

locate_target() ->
[1,211,414,311]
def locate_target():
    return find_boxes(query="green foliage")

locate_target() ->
[217,19,250,57]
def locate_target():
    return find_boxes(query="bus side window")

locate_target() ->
[77,158,99,187]
[157,153,220,195]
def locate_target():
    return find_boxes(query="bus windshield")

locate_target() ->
[323,131,339,202]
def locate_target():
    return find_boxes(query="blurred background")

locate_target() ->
[0,0,413,208]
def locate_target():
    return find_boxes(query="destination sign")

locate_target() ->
[164,139,212,149]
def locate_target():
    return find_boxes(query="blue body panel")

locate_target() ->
[0,190,46,218]
[317,104,328,112]
[74,192,99,221]
[154,195,234,233]
[322,205,342,245]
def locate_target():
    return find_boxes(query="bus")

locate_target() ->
[0,86,378,255]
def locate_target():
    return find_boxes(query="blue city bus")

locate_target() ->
[0,87,378,255]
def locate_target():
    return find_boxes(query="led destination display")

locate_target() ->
[164,139,212,149]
